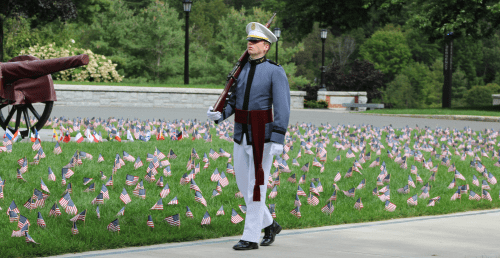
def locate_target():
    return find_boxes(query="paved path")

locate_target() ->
[50,208,500,258]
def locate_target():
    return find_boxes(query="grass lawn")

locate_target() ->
[1,122,499,257]
[363,106,500,117]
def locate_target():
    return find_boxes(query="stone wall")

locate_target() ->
[493,94,500,105]
[54,85,306,109]
[317,91,368,110]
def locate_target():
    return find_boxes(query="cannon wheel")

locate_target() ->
[0,101,53,138]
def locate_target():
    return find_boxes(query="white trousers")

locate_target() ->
[234,134,274,243]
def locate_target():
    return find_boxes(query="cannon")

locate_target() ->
[0,54,89,138]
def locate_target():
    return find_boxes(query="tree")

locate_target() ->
[382,0,500,107]
[331,35,356,70]
[262,0,388,41]
[324,59,385,102]
[359,25,412,81]
[0,0,78,61]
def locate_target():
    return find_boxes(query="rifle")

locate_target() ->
[213,13,277,113]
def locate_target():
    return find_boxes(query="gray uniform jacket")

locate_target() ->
[216,56,290,145]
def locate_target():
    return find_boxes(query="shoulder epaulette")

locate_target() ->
[267,60,280,66]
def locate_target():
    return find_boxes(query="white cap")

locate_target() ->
[246,22,277,43]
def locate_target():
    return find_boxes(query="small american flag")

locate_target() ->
[354,197,364,210]
[84,182,95,192]
[216,205,225,216]
[210,168,222,182]
[407,194,418,206]
[231,209,244,224]
[469,190,481,201]
[343,188,355,198]
[168,196,178,205]
[334,172,341,182]
[72,221,79,235]
[419,188,430,199]
[186,206,194,218]
[125,175,139,186]
[290,206,301,218]
[91,192,104,205]
[209,148,219,160]
[150,198,163,210]
[219,172,229,187]
[40,179,50,193]
[288,174,296,183]
[37,212,46,228]
[53,142,62,155]
[120,188,132,204]
[455,171,466,181]
[147,215,154,229]
[482,189,492,202]
[450,189,461,201]
[321,201,334,214]
[194,191,207,207]
[488,172,497,185]
[482,180,491,190]
[97,153,104,162]
[49,203,61,217]
[397,185,410,194]
[25,232,38,244]
[160,184,170,198]
[297,185,307,196]
[269,204,276,218]
[48,167,56,181]
[201,211,211,225]
[163,166,172,177]
[70,209,87,222]
[212,189,220,198]
[134,157,144,169]
[65,200,78,215]
[116,206,125,216]
[268,186,278,199]
[107,219,120,232]
[307,193,319,206]
[384,200,397,212]
[165,214,180,227]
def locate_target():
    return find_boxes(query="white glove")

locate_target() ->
[207,106,221,121]
[270,143,284,156]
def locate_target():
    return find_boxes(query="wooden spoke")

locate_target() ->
[27,104,41,121]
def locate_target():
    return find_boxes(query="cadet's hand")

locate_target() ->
[270,143,284,156]
[207,106,221,121]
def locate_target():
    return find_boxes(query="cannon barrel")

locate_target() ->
[1,54,89,84]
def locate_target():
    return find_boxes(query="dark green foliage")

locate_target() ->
[304,100,328,109]
[297,84,321,102]
[324,59,385,102]
[465,83,500,106]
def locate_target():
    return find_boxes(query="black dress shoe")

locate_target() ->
[233,240,259,250]
[260,220,282,246]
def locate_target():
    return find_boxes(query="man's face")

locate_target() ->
[247,40,269,58]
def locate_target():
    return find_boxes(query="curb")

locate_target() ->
[354,113,500,122]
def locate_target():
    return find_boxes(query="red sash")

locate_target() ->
[234,108,273,201]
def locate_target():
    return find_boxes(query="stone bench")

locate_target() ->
[342,103,385,110]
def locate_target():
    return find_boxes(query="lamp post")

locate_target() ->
[442,32,453,108]
[274,27,281,64]
[183,0,192,85]
[320,29,327,90]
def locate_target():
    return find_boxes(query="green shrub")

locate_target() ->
[304,100,328,109]
[465,83,500,106]
[20,43,123,83]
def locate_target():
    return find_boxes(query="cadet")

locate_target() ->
[207,21,291,250]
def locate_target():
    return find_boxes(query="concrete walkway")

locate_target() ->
[49,209,500,258]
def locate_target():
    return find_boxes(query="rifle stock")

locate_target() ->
[213,13,277,113]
